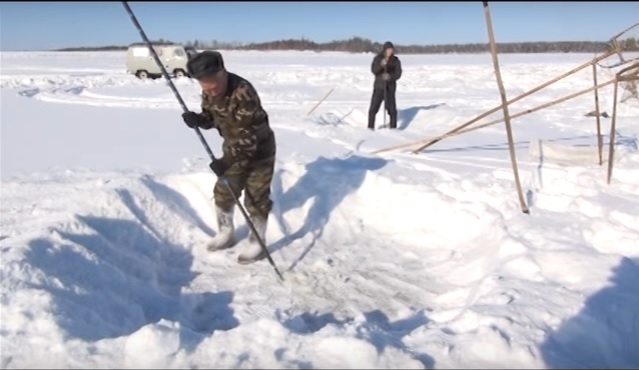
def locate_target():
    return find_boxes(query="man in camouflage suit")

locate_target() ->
[181,51,276,264]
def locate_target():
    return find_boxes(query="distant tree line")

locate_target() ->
[54,36,638,54]
[56,45,129,51]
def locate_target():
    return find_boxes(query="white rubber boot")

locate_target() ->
[207,206,237,251]
[237,216,268,264]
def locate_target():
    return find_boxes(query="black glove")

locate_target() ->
[209,159,230,177]
[182,111,207,129]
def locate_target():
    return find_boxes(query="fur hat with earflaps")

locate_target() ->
[187,51,225,79]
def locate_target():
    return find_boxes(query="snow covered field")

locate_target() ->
[1,49,638,369]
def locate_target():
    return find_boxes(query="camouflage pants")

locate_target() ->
[214,155,275,220]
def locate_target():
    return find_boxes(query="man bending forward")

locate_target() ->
[182,51,276,265]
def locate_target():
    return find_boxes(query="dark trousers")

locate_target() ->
[368,84,397,130]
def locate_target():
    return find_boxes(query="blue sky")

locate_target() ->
[1,2,637,50]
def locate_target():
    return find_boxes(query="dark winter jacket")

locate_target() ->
[371,52,402,90]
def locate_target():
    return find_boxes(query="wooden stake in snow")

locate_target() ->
[482,1,529,214]
[306,87,335,116]
[592,63,604,166]
[607,80,620,185]
[607,61,639,184]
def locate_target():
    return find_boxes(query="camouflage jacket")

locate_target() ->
[198,73,275,168]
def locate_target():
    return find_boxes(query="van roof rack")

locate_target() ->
[128,42,180,47]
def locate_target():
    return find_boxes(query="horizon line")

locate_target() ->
[2,36,619,52]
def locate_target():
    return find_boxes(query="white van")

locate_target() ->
[126,42,198,79]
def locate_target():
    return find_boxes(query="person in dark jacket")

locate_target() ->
[181,51,276,265]
[368,41,402,130]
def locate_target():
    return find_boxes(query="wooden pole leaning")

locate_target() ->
[607,61,639,185]
[592,63,604,166]
[483,1,529,214]
[306,87,335,116]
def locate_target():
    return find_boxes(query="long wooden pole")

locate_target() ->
[483,1,529,214]
[306,87,335,116]
[607,61,639,184]
[593,63,603,166]
[606,80,619,185]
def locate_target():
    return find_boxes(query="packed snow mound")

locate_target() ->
[3,153,639,368]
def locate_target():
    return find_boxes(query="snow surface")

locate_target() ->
[1,50,638,369]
